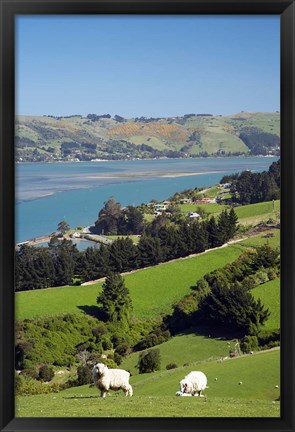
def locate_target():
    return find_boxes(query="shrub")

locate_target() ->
[114,352,122,366]
[76,365,93,386]
[15,374,60,395]
[166,363,178,370]
[21,368,38,380]
[138,349,161,374]
[240,335,258,353]
[38,365,54,382]
[257,329,280,349]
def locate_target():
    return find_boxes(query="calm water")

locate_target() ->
[16,157,278,243]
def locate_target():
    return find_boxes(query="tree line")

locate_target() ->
[220,159,280,205]
[15,207,239,291]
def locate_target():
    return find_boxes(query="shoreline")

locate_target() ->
[16,155,278,165]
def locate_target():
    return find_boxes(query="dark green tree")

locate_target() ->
[94,196,122,235]
[97,272,132,328]
[57,220,70,235]
[38,365,54,382]
[118,206,144,235]
[199,283,270,336]
[136,235,163,267]
[53,246,74,286]
[207,216,221,248]
[82,245,110,281]
[109,237,137,273]
[15,245,55,291]
[137,349,161,373]
[228,208,239,239]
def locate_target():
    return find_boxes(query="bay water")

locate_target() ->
[16,157,278,243]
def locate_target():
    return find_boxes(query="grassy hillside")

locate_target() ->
[239,229,280,249]
[252,279,280,331]
[121,276,280,375]
[16,349,280,417]
[121,329,231,376]
[15,112,280,162]
[15,244,245,320]
[234,200,280,226]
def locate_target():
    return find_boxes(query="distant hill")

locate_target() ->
[15,111,280,162]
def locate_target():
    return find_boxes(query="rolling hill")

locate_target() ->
[16,349,280,417]
[15,111,280,162]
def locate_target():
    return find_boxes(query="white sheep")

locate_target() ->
[179,371,208,397]
[92,363,133,398]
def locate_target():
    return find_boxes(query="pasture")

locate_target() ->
[238,229,280,249]
[252,279,280,331]
[15,244,245,321]
[234,200,280,226]
[121,329,231,376]
[16,349,280,417]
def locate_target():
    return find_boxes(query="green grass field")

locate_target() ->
[252,279,280,331]
[179,203,227,216]
[235,200,280,226]
[121,329,231,376]
[238,229,280,249]
[15,244,245,321]
[16,349,280,418]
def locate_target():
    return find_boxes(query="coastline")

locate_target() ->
[16,154,277,165]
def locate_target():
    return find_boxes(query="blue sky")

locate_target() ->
[15,15,280,117]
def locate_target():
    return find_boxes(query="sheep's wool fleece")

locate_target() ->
[180,371,207,393]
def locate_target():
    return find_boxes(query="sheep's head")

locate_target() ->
[93,363,107,378]
[180,379,193,394]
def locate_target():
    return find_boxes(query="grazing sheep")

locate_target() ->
[92,363,133,398]
[179,371,208,397]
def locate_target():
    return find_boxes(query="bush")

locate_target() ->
[240,335,258,353]
[77,365,93,386]
[15,374,61,395]
[115,342,130,357]
[138,349,161,374]
[38,364,54,382]
[166,363,178,370]
[114,352,122,366]
[21,368,38,380]
[257,329,280,349]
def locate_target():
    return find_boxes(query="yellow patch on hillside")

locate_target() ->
[107,123,188,142]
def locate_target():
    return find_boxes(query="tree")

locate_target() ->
[228,208,239,238]
[82,245,110,282]
[252,244,280,270]
[137,349,161,373]
[136,235,163,268]
[15,245,55,291]
[97,273,132,328]
[94,197,122,235]
[199,283,270,336]
[53,242,75,286]
[38,365,54,382]
[109,238,137,273]
[57,220,70,235]
[207,216,221,248]
[117,206,144,235]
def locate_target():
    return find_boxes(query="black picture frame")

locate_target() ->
[0,1,294,431]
